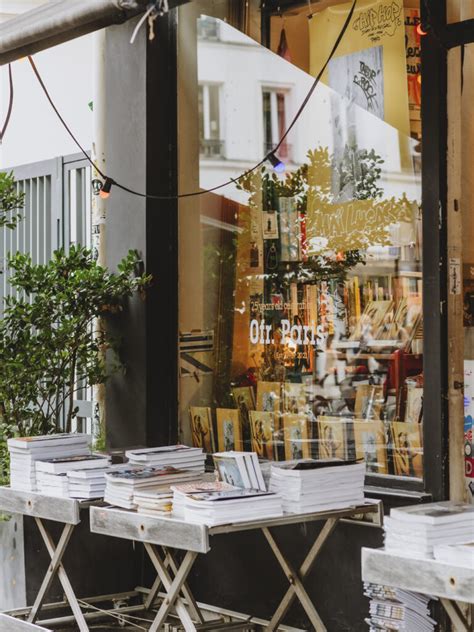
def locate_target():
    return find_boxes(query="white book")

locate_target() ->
[36,455,109,474]
[390,502,474,526]
[433,541,474,567]
[8,434,91,450]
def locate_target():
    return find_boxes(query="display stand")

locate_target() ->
[0,487,90,631]
[362,547,474,631]
[90,501,380,632]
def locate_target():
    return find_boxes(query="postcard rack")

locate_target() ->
[362,547,474,632]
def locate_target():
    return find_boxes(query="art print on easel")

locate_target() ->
[189,407,215,453]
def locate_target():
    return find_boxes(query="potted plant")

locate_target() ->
[0,245,151,484]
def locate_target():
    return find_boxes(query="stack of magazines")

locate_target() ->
[35,455,110,498]
[269,459,366,513]
[8,433,92,492]
[134,490,173,517]
[171,480,236,517]
[364,583,436,631]
[177,488,283,526]
[67,465,111,499]
[125,445,206,473]
[104,466,201,509]
[384,502,474,558]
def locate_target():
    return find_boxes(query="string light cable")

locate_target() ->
[0,64,14,143]
[27,0,358,201]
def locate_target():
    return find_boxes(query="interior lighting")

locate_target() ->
[416,23,428,36]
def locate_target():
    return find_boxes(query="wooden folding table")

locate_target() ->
[0,487,90,631]
[362,547,474,631]
[90,501,381,632]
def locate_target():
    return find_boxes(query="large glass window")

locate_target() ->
[179,1,424,484]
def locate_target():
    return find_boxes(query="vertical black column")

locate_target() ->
[105,11,179,449]
[145,10,179,447]
[421,1,449,501]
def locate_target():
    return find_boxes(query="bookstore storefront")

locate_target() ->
[179,1,427,494]
[172,0,446,627]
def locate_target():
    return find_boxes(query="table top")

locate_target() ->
[362,547,474,604]
[90,502,380,554]
[0,487,99,525]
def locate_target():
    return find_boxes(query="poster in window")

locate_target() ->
[216,408,243,452]
[256,382,282,413]
[328,46,384,120]
[249,411,276,460]
[283,414,311,460]
[354,384,384,420]
[189,407,215,453]
[353,419,388,474]
[316,417,347,460]
[309,0,410,136]
[390,421,423,478]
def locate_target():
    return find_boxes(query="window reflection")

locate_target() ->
[180,10,424,482]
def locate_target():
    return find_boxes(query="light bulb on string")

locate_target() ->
[99,177,114,199]
[267,151,285,174]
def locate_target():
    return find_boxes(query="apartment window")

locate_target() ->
[262,89,290,159]
[198,84,223,158]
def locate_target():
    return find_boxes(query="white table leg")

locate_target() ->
[144,542,198,632]
[263,518,339,632]
[440,598,471,631]
[163,546,205,624]
[32,518,89,632]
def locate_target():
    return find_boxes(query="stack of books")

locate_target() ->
[384,502,474,558]
[125,445,206,473]
[178,488,283,526]
[36,455,110,498]
[364,583,436,631]
[134,490,174,517]
[213,451,266,491]
[269,459,366,513]
[8,433,91,492]
[104,466,201,510]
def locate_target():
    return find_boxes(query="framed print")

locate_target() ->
[354,384,384,420]
[316,417,347,460]
[282,382,307,414]
[189,406,215,453]
[283,414,311,460]
[232,386,255,438]
[404,387,423,424]
[350,300,393,341]
[249,411,276,461]
[256,382,281,413]
[262,212,279,239]
[353,419,388,474]
[216,408,243,452]
[390,421,423,478]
